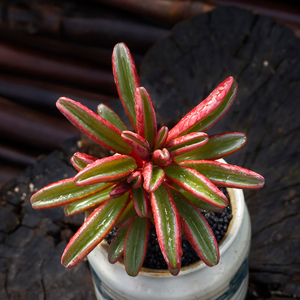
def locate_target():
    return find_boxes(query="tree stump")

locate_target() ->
[140,6,300,299]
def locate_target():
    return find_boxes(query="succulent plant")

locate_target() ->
[30,43,264,277]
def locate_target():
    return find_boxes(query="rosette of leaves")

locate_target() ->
[30,43,264,277]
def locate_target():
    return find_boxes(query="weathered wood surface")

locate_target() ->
[140,7,300,299]
[0,6,299,300]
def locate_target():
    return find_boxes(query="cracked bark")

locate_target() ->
[140,6,300,299]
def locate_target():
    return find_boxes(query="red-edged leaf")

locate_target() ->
[57,98,132,154]
[143,162,165,193]
[124,216,150,276]
[74,155,137,186]
[165,132,208,158]
[132,187,150,217]
[110,180,132,198]
[173,132,247,162]
[61,192,130,268]
[164,164,228,208]
[152,148,170,166]
[30,177,112,209]
[122,131,151,160]
[97,103,127,132]
[108,223,130,264]
[150,184,181,273]
[167,77,238,142]
[135,87,157,147]
[115,200,137,228]
[168,186,219,266]
[112,43,140,131]
[127,170,142,189]
[179,160,265,189]
[153,126,168,150]
[71,152,98,171]
[64,185,113,216]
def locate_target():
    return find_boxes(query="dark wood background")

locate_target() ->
[0,0,299,299]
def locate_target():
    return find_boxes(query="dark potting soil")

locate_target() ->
[106,187,232,269]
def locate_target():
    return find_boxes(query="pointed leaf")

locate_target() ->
[172,184,224,212]
[143,163,165,193]
[110,180,132,198]
[108,223,130,264]
[164,164,228,208]
[74,155,137,186]
[31,178,112,209]
[167,77,238,142]
[150,184,181,272]
[135,87,157,147]
[152,148,170,166]
[165,132,208,158]
[71,152,98,171]
[61,192,130,268]
[122,131,151,160]
[132,187,150,217]
[180,160,265,189]
[153,126,168,150]
[174,132,247,163]
[97,104,127,132]
[116,200,137,228]
[64,185,114,216]
[124,217,150,276]
[168,186,219,266]
[57,98,132,154]
[112,43,140,131]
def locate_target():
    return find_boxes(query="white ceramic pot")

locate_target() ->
[87,182,251,300]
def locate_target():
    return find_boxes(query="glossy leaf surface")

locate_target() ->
[31,178,112,209]
[168,186,219,266]
[64,185,114,216]
[153,126,168,150]
[167,77,237,142]
[164,164,228,208]
[150,184,181,271]
[57,98,132,154]
[174,132,247,163]
[61,192,130,268]
[71,152,98,171]
[132,187,150,217]
[115,200,137,228]
[108,223,129,264]
[152,148,170,166]
[124,217,150,276]
[112,43,140,131]
[135,87,157,147]
[165,132,208,158]
[172,184,224,212]
[74,155,137,186]
[143,163,165,193]
[97,104,127,132]
[122,131,151,160]
[180,160,265,188]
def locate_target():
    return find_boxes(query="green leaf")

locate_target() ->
[30,178,112,209]
[180,160,265,188]
[124,217,150,276]
[132,187,150,217]
[115,200,137,228]
[64,185,114,216]
[153,126,168,150]
[108,224,129,264]
[74,155,137,186]
[112,43,140,131]
[57,98,132,154]
[174,132,246,163]
[61,192,130,268]
[97,104,127,132]
[168,186,219,266]
[164,164,228,208]
[172,184,224,212]
[150,184,181,271]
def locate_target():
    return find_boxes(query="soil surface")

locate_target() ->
[1,6,299,300]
